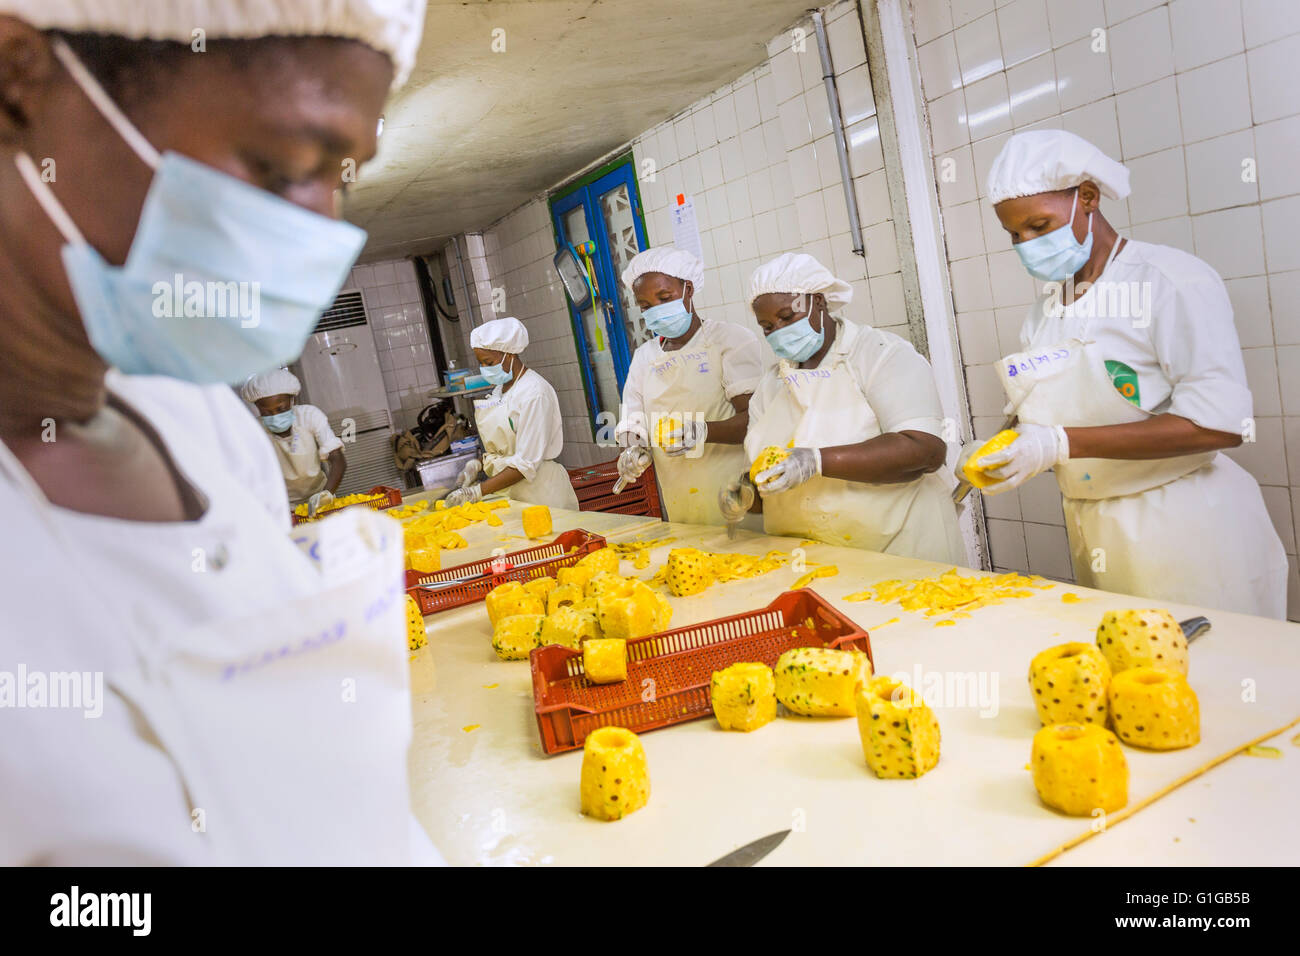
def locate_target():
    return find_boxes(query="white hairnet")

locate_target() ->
[987,130,1131,205]
[0,0,426,87]
[748,252,853,311]
[621,246,704,296]
[240,367,300,402]
[470,317,529,354]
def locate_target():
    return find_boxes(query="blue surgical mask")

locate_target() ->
[261,410,295,433]
[481,360,514,386]
[765,312,825,363]
[641,298,693,338]
[14,39,366,385]
[1014,188,1093,281]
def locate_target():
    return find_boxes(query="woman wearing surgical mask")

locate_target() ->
[0,2,441,864]
[725,253,964,563]
[445,317,580,511]
[613,246,763,526]
[980,130,1285,619]
[240,369,347,515]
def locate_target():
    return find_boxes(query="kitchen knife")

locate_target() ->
[1180,616,1211,643]
[706,829,791,867]
[953,414,1017,504]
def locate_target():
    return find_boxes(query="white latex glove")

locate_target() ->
[662,418,708,458]
[457,458,482,489]
[981,424,1069,495]
[718,474,756,522]
[307,490,334,517]
[617,445,653,483]
[443,482,483,508]
[754,447,822,495]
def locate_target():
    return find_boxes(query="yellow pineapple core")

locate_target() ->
[774,646,872,717]
[580,727,649,821]
[961,429,1019,488]
[1108,666,1200,750]
[1031,723,1128,816]
[856,676,941,779]
[710,663,777,732]
[1028,642,1112,726]
[1096,609,1188,676]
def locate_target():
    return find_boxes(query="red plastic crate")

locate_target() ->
[567,458,662,518]
[292,485,403,525]
[531,589,873,755]
[406,529,607,616]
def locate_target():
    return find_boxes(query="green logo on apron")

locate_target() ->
[1104,360,1141,406]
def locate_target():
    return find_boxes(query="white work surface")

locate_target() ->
[405,511,1300,866]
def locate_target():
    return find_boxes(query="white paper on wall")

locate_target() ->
[670,195,704,267]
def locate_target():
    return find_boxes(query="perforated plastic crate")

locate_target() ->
[531,589,873,754]
[291,485,403,525]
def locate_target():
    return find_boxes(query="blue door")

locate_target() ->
[550,160,649,435]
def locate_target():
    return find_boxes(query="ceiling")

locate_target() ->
[345,0,815,262]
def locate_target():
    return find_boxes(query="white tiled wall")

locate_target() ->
[445,0,911,471]
[345,258,439,433]
[912,0,1300,617]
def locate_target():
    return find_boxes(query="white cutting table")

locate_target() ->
[403,506,1300,866]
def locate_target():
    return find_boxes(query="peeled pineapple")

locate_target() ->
[524,576,558,600]
[405,547,441,574]
[855,676,941,779]
[522,505,552,539]
[1108,666,1200,750]
[491,613,545,661]
[583,638,627,683]
[541,605,601,649]
[596,578,669,640]
[405,595,427,650]
[665,547,716,597]
[1096,609,1188,676]
[653,415,682,448]
[961,429,1019,488]
[710,663,777,732]
[1028,642,1112,726]
[774,646,872,717]
[585,570,628,604]
[547,583,585,615]
[1031,723,1128,815]
[575,547,620,576]
[580,726,649,821]
[485,581,545,627]
[556,565,594,591]
[749,445,790,483]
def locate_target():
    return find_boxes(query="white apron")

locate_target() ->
[476,392,580,511]
[643,338,749,526]
[1000,273,1287,619]
[745,359,964,563]
[271,424,328,505]
[0,434,427,864]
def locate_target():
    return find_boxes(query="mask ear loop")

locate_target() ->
[14,152,85,246]
[50,38,160,170]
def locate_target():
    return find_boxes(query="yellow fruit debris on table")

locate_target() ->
[575,547,619,576]
[633,549,651,570]
[856,676,941,779]
[1108,666,1200,750]
[792,565,838,590]
[491,613,545,661]
[485,581,544,626]
[1028,642,1112,726]
[405,595,427,651]
[774,646,872,717]
[541,605,601,649]
[583,638,628,684]
[522,505,552,539]
[1246,745,1281,759]
[580,727,649,821]
[961,429,1019,489]
[748,444,790,483]
[1031,723,1128,816]
[858,568,1050,617]
[710,663,777,732]
[1061,592,1082,603]
[1096,609,1188,676]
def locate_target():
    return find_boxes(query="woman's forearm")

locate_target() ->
[819,430,947,484]
[1065,414,1241,460]
[481,466,524,495]
[705,409,749,444]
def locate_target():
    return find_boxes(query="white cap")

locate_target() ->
[240,367,300,402]
[621,246,704,296]
[748,252,853,311]
[470,317,529,354]
[987,130,1131,205]
[0,0,426,88]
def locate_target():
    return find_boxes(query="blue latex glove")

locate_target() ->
[981,424,1069,495]
[662,418,708,458]
[754,447,822,495]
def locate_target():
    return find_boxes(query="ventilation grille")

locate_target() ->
[315,289,367,332]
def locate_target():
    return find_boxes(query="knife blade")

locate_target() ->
[706,829,790,867]
[953,413,1017,504]
[1180,616,1211,643]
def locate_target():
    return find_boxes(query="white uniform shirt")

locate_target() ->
[481,368,565,482]
[749,318,947,438]
[618,318,764,433]
[1019,239,1252,435]
[271,404,343,461]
